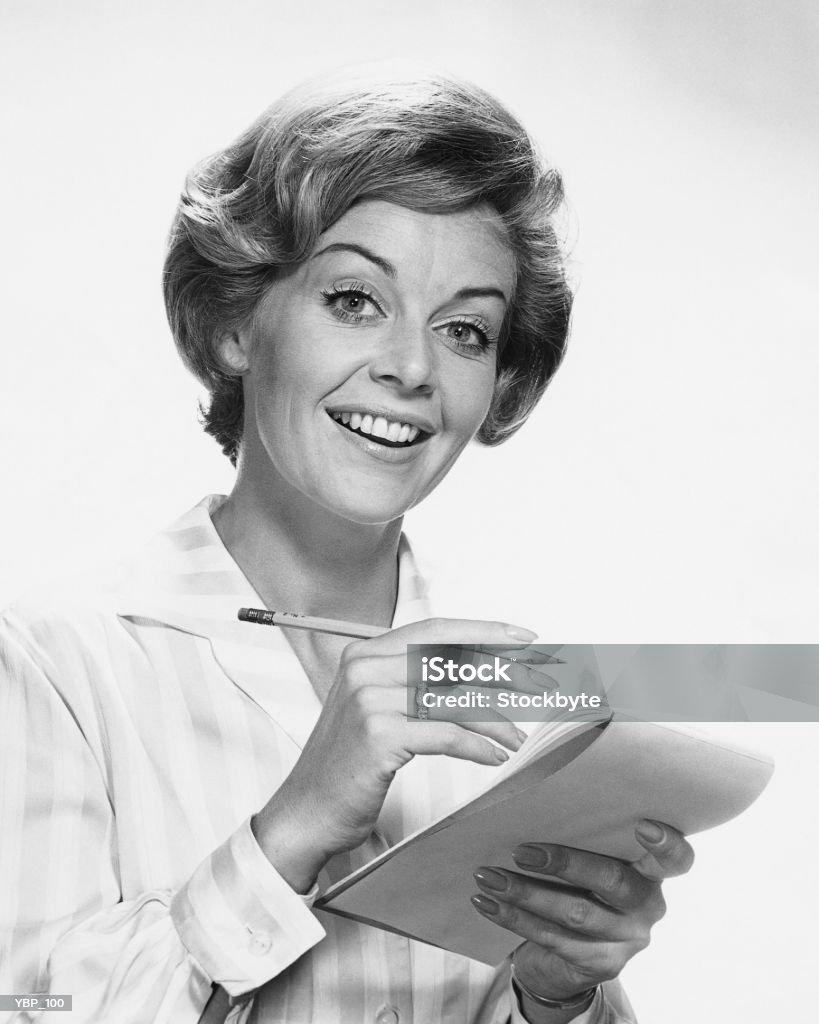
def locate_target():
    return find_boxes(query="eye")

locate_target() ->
[438,318,497,354]
[321,283,384,323]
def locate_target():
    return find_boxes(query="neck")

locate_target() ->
[212,463,404,629]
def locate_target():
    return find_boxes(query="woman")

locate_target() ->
[0,69,692,1023]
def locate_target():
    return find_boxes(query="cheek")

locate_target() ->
[244,353,299,446]
[448,364,497,432]
[254,317,357,398]
[249,339,314,415]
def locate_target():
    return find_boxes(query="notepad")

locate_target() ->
[316,718,774,965]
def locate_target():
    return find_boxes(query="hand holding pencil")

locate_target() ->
[247,616,542,894]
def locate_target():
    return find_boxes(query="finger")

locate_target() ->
[473,868,636,940]
[462,718,526,751]
[415,696,526,750]
[470,895,623,979]
[633,821,695,880]
[419,680,545,710]
[344,642,550,699]
[511,843,656,913]
[409,643,557,696]
[359,618,538,656]
[477,660,562,696]
[463,644,567,667]
[418,644,563,689]
[404,687,525,751]
[403,720,514,767]
[457,653,564,694]
[500,663,561,695]
[454,718,525,752]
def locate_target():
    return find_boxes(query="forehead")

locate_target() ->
[313,199,516,297]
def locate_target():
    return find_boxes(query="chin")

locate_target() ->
[326,498,412,527]
[312,482,419,526]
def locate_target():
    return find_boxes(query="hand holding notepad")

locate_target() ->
[317,718,774,965]
[239,617,776,973]
[473,810,692,1010]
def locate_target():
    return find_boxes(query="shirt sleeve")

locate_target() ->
[509,979,638,1024]
[0,616,325,1024]
[170,817,325,994]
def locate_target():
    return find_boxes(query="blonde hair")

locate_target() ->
[163,68,572,463]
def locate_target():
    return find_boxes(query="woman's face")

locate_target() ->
[228,199,516,525]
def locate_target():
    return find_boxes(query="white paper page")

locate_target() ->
[320,721,774,964]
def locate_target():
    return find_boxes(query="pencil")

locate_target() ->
[236,608,562,666]
[237,607,387,639]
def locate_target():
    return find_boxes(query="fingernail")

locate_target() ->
[507,735,523,752]
[504,625,538,641]
[474,868,509,893]
[471,894,500,915]
[494,747,509,763]
[513,844,548,869]
[516,727,528,744]
[636,821,666,845]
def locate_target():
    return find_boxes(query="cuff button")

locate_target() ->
[375,1005,399,1024]
[248,930,273,955]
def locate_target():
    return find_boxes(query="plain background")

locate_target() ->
[1,1,817,1020]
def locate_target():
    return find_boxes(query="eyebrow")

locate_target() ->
[452,286,508,305]
[310,243,509,304]
[310,243,397,278]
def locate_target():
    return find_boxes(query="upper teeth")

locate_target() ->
[332,411,421,444]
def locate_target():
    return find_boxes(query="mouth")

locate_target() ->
[327,410,431,449]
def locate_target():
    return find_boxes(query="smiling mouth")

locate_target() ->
[328,411,429,448]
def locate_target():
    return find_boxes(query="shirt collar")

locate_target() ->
[112,494,431,641]
[111,495,431,749]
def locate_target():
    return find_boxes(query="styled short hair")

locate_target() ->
[163,68,572,464]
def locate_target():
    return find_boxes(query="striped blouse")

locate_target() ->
[0,496,631,1024]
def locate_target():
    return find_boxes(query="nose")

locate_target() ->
[368,322,435,395]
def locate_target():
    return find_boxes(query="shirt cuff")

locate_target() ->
[171,817,326,998]
[298,880,320,906]
[510,979,602,1024]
